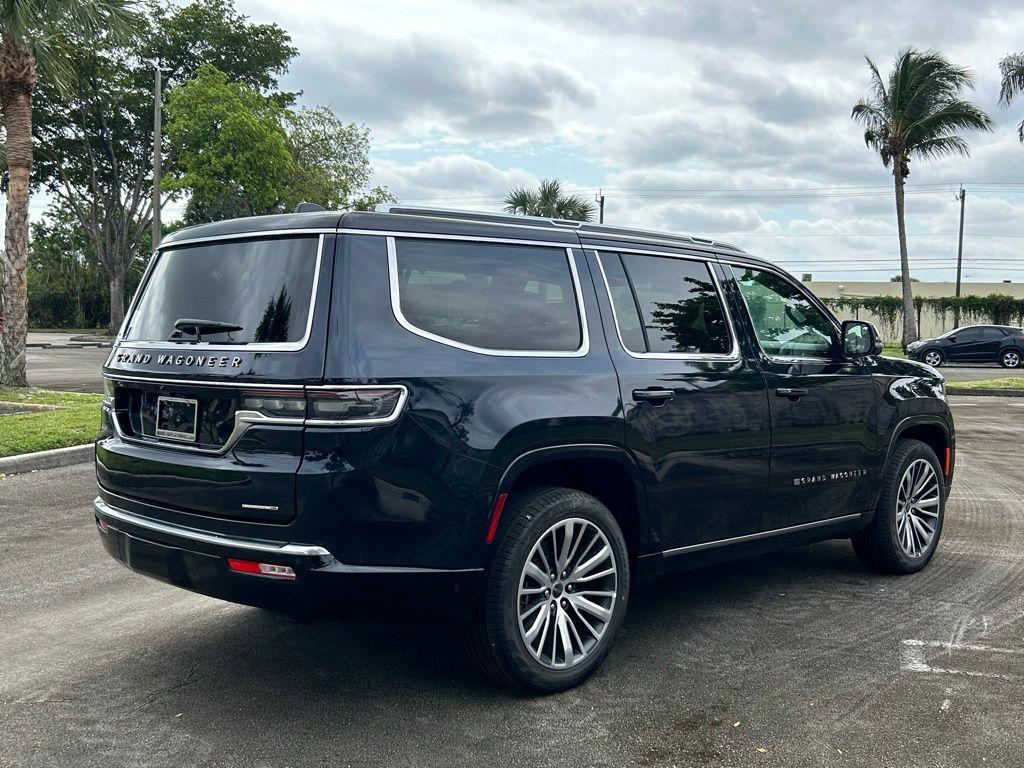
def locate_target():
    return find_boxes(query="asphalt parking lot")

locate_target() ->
[1,395,1021,767]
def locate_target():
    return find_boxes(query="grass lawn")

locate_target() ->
[882,344,906,358]
[0,388,102,458]
[948,377,1024,390]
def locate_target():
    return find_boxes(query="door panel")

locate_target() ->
[726,264,878,530]
[588,249,771,552]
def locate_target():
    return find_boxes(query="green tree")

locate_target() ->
[0,0,136,384]
[166,64,294,224]
[283,106,394,212]
[32,0,297,331]
[852,49,992,347]
[998,52,1024,141]
[504,179,595,221]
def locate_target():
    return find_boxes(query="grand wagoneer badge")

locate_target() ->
[113,352,242,368]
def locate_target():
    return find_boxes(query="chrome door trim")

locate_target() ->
[157,228,340,248]
[342,228,578,249]
[386,237,591,358]
[590,248,742,362]
[659,513,866,557]
[94,496,332,557]
[116,233,327,353]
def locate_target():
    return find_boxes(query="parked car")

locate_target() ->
[907,324,1024,368]
[94,206,955,692]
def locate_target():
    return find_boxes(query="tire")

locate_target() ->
[852,439,945,575]
[922,349,944,367]
[1000,349,1022,368]
[466,486,630,693]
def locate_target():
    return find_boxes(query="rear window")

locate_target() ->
[124,236,320,345]
[391,239,583,353]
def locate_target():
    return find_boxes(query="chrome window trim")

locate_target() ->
[722,259,845,365]
[156,228,339,249]
[103,382,408,454]
[658,512,866,557]
[386,236,590,358]
[591,248,741,362]
[103,372,305,389]
[116,233,327,353]
[94,496,332,557]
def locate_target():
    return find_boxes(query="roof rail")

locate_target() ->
[373,203,745,253]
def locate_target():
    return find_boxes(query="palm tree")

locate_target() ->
[504,179,595,221]
[0,0,136,386]
[998,52,1024,140]
[851,49,992,348]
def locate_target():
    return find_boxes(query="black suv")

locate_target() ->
[95,206,955,692]
[906,324,1024,368]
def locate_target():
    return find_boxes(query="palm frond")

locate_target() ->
[911,135,971,161]
[998,53,1024,105]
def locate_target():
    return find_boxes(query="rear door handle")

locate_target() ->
[776,387,808,401]
[633,388,675,406]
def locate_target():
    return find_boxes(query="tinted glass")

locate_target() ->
[955,328,981,341]
[125,236,319,344]
[619,254,731,354]
[394,239,582,352]
[597,253,646,352]
[732,266,836,359]
[979,327,1007,340]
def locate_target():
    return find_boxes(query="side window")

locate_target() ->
[731,266,836,359]
[598,252,732,355]
[980,327,1006,340]
[955,328,981,341]
[392,239,583,353]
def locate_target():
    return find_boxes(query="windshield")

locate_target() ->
[124,236,320,345]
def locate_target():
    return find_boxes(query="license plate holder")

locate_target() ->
[155,396,199,442]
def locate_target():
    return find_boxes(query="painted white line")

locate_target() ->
[900,639,1022,681]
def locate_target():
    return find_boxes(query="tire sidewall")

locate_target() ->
[882,443,946,572]
[491,490,630,692]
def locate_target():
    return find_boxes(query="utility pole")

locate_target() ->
[954,186,965,328]
[595,190,605,224]
[151,63,164,252]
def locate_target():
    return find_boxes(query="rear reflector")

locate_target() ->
[944,447,952,476]
[227,558,296,580]
[484,493,508,544]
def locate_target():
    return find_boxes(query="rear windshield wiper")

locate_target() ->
[170,318,244,342]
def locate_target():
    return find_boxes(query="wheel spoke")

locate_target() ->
[571,594,612,621]
[523,561,550,586]
[893,459,941,559]
[572,545,610,580]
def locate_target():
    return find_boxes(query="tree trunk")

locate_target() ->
[109,271,126,334]
[0,57,35,387]
[893,164,918,347]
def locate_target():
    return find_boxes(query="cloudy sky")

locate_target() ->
[229,0,1024,282]
[12,0,1000,284]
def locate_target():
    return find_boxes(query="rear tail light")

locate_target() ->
[307,387,406,424]
[227,558,296,580]
[240,385,407,426]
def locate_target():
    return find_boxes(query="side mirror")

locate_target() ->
[842,320,882,357]
[947,336,956,343]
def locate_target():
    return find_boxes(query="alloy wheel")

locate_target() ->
[1003,351,1021,368]
[896,459,941,559]
[923,351,942,367]
[517,517,618,669]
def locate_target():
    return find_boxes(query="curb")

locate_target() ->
[947,388,1024,398]
[0,443,94,476]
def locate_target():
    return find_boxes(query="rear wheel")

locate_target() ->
[923,349,944,367]
[466,486,630,692]
[1000,349,1021,368]
[852,439,945,574]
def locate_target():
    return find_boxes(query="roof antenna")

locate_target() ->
[295,201,326,213]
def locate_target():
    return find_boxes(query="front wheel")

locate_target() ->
[923,349,944,367]
[1000,349,1022,368]
[466,486,630,692]
[852,439,945,574]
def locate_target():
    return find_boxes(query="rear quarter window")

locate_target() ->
[390,239,585,354]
